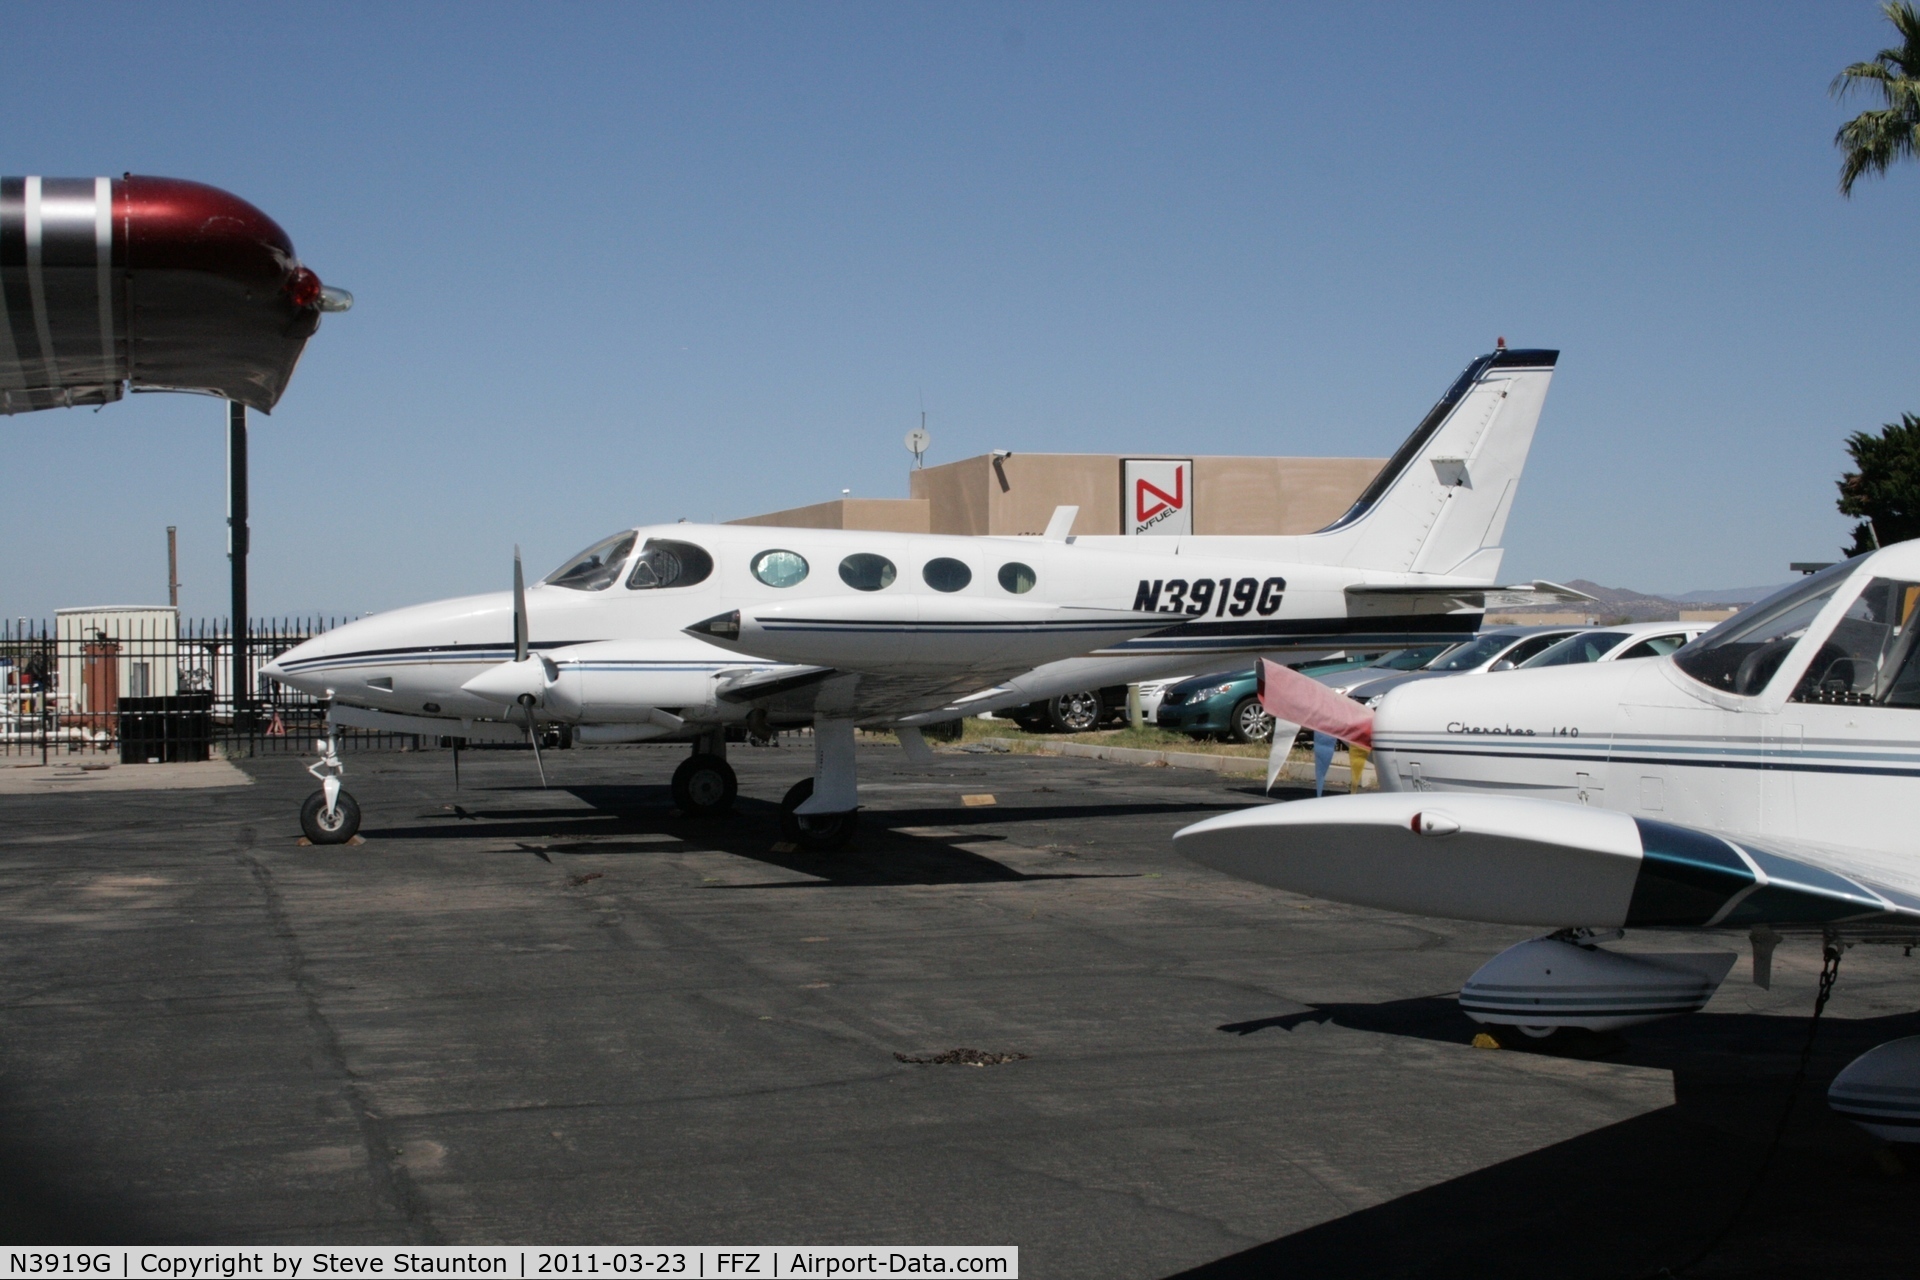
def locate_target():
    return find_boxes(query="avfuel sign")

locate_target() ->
[1124,459,1193,535]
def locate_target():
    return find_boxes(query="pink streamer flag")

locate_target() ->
[1258,658,1374,748]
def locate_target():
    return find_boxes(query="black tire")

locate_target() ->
[778,777,859,851]
[1045,690,1104,734]
[671,753,738,815]
[300,789,361,845]
[1228,695,1275,744]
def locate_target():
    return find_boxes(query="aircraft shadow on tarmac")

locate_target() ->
[1186,996,1920,1279]
[358,784,1217,888]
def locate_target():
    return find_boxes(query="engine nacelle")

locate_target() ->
[1828,1035,1920,1144]
[1460,936,1736,1033]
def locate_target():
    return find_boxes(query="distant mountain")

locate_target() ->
[1559,580,1689,621]
[1505,579,1787,622]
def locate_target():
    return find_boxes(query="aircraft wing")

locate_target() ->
[1174,792,1920,938]
[1343,580,1597,614]
[688,597,1185,722]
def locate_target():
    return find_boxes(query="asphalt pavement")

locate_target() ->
[0,741,1913,1277]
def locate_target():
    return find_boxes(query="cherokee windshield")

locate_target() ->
[1673,560,1856,696]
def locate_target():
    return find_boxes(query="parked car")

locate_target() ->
[1134,675,1192,722]
[1154,669,1274,743]
[1312,643,1457,695]
[1341,625,1585,704]
[997,684,1131,733]
[1518,620,1709,668]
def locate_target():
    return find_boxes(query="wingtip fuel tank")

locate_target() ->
[1,174,345,415]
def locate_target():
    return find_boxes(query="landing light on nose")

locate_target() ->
[1412,812,1460,837]
[686,610,741,640]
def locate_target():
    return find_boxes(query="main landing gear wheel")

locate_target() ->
[779,777,858,852]
[300,789,361,844]
[672,754,738,815]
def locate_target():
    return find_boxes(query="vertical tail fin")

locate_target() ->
[1316,348,1558,576]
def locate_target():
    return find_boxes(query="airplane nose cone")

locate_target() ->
[262,632,337,696]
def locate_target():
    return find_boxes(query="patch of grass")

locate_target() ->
[953,715,1295,761]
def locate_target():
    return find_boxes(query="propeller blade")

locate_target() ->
[512,546,530,664]
[522,699,548,788]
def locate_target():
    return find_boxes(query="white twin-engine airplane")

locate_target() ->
[267,345,1577,850]
[1176,543,1920,1144]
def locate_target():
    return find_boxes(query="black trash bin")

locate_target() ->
[117,693,215,763]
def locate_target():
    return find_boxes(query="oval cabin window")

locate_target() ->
[998,562,1037,594]
[922,558,972,592]
[839,553,898,592]
[751,549,810,588]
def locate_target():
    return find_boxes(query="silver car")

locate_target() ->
[1342,626,1584,705]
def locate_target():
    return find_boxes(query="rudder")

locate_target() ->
[1316,347,1558,575]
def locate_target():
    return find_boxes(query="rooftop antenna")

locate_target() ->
[905,414,932,469]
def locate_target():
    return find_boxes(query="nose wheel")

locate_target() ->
[301,789,362,844]
[779,777,858,851]
[301,735,362,845]
[672,753,738,815]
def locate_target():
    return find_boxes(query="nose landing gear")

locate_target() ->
[300,736,362,845]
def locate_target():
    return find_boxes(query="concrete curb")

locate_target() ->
[965,737,1376,788]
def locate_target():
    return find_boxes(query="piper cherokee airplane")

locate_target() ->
[265,344,1582,851]
[1175,543,1920,1145]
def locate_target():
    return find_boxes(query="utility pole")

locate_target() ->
[166,526,178,608]
[227,401,249,730]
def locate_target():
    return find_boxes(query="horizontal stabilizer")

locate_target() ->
[1344,579,1597,614]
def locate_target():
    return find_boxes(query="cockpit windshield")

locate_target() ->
[1672,559,1856,696]
[544,531,637,591]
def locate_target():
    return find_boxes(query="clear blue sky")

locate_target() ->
[2,2,1913,619]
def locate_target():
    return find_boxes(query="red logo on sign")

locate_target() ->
[1136,468,1185,522]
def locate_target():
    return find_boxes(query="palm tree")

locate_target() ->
[1832,2,1920,196]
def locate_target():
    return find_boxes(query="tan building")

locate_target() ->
[731,452,1384,537]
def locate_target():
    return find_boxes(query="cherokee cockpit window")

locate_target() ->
[1673,560,1855,696]
[626,539,714,590]
[1790,576,1920,705]
[544,531,637,591]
